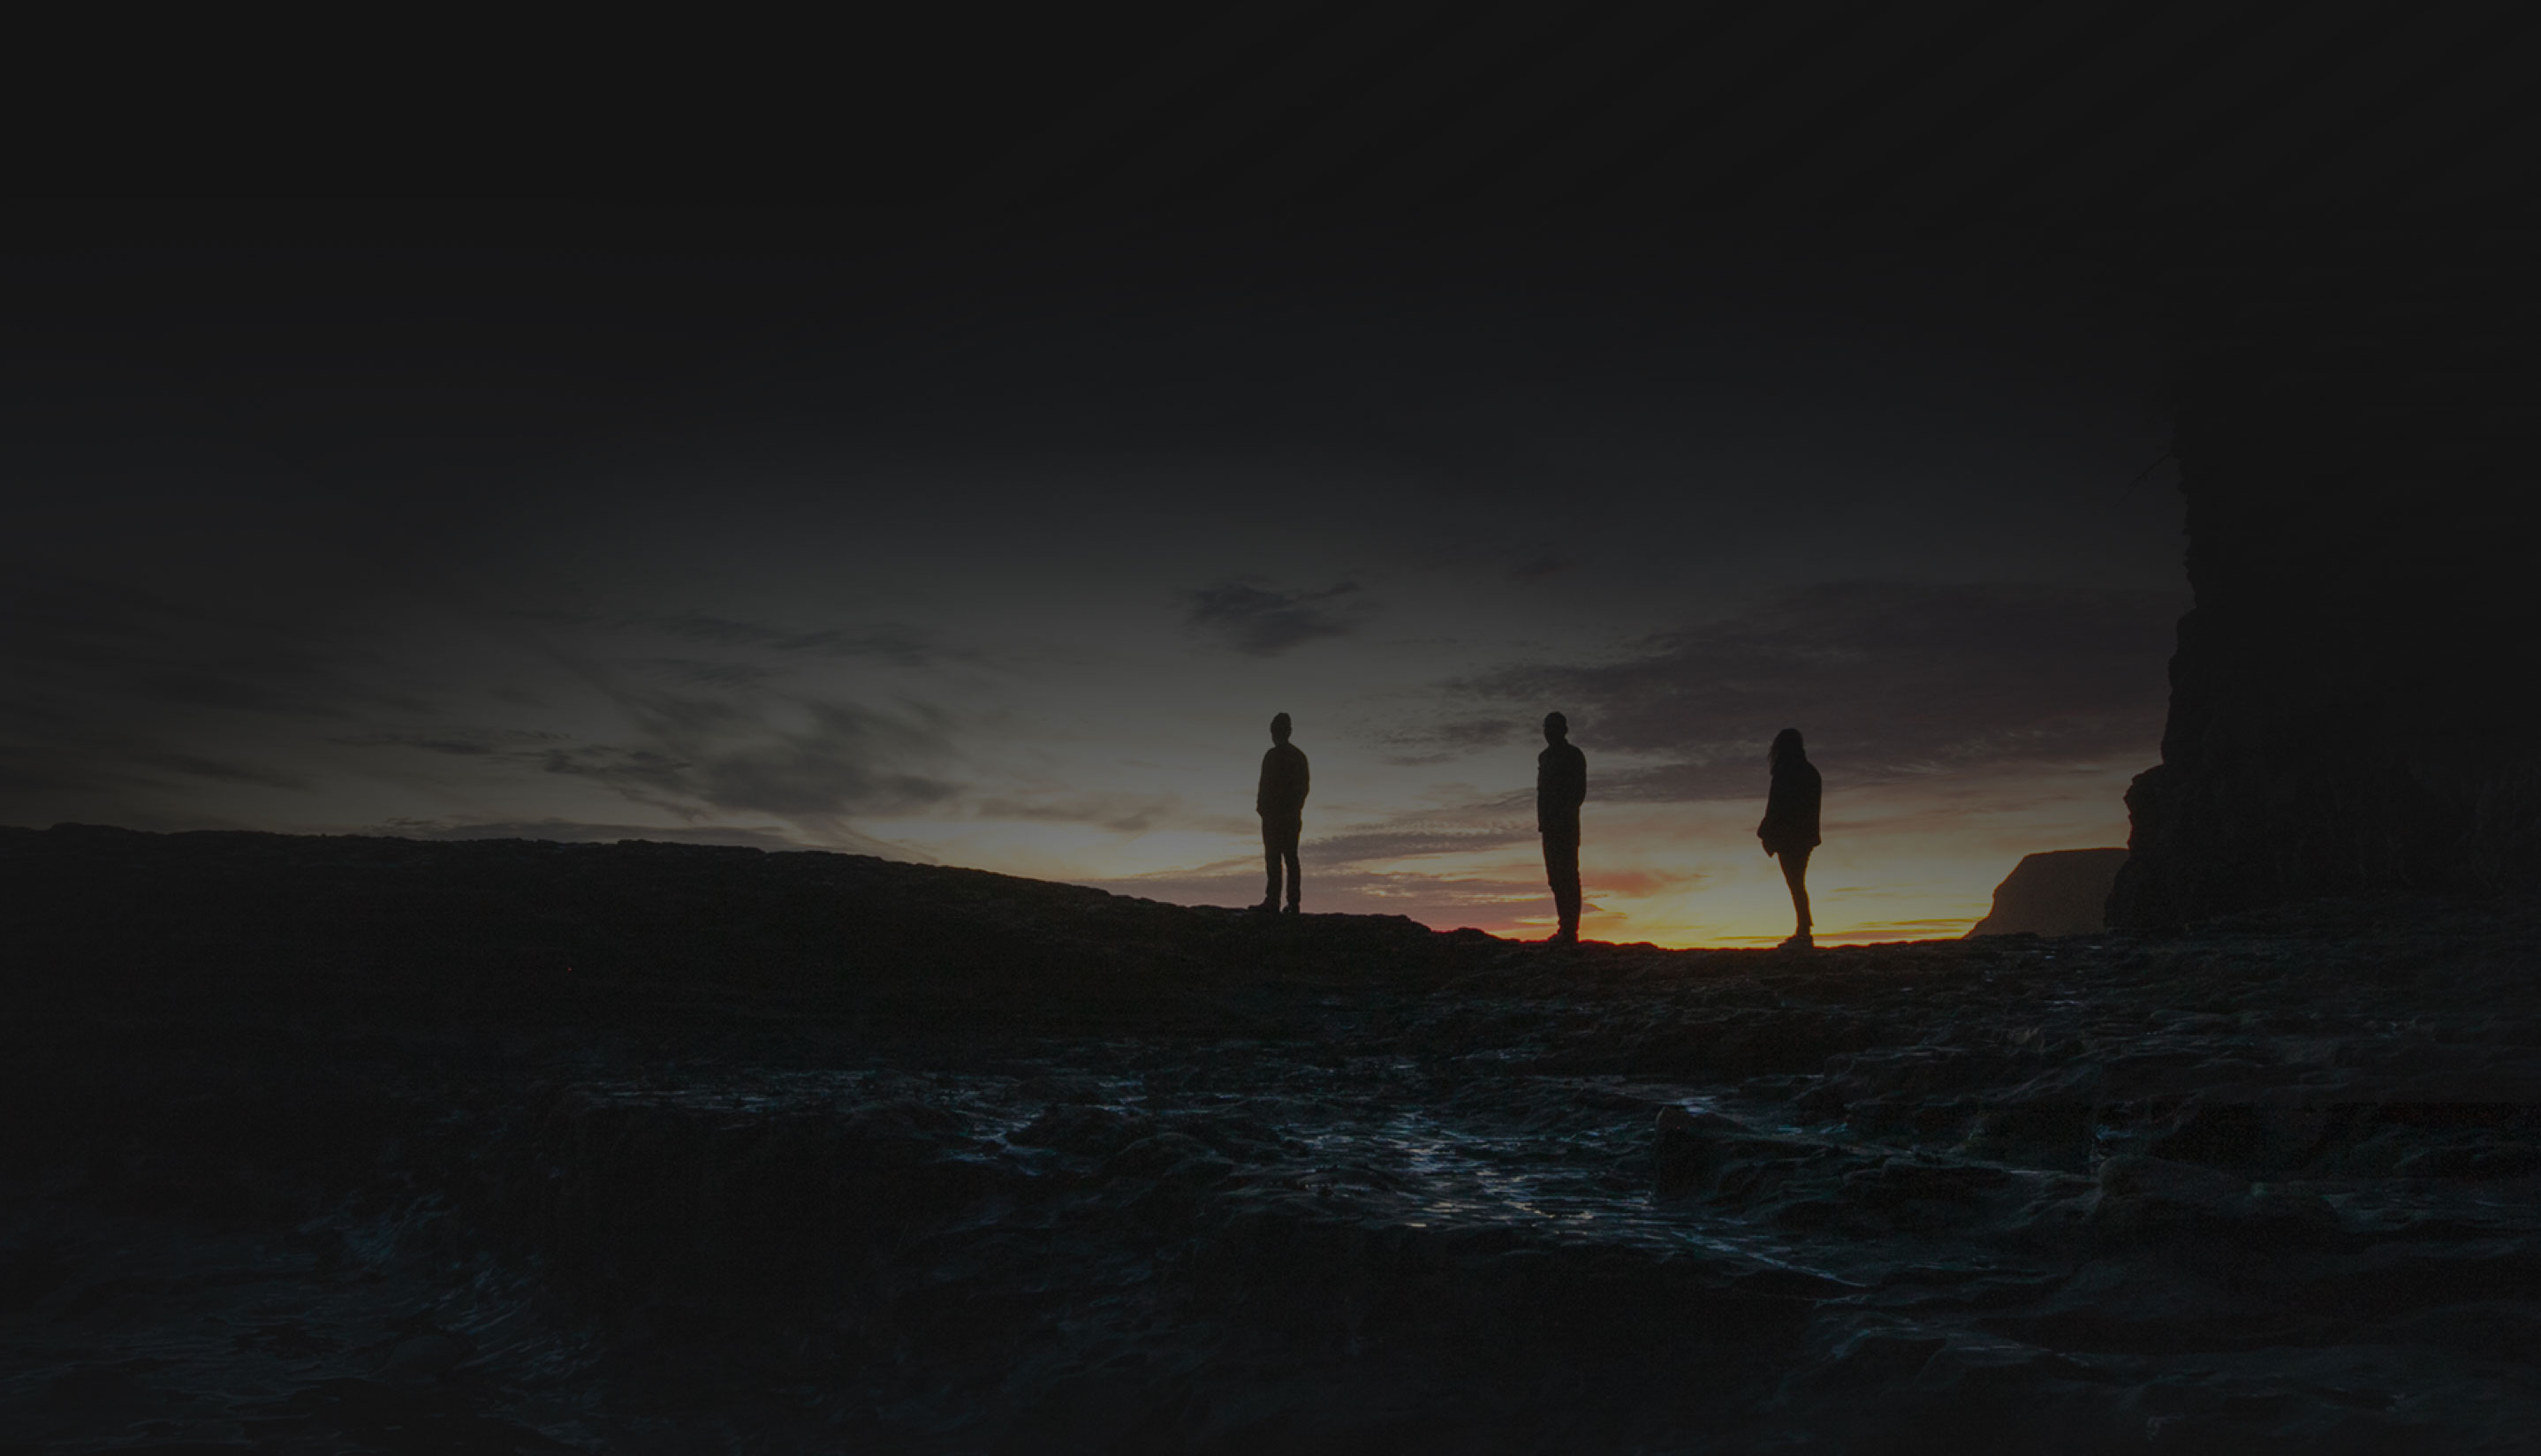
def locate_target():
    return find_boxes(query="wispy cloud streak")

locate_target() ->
[1182,580,1369,656]
[1427,580,2177,800]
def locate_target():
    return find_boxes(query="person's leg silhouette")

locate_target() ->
[1544,830,1581,944]
[1779,847,1813,948]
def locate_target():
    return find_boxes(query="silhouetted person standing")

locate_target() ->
[1255,712,1309,914]
[1757,728,1822,948]
[1537,711,1587,944]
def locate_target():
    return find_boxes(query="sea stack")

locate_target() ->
[1968,848,2128,938]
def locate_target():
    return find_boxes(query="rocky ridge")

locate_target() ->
[5,826,2540,1452]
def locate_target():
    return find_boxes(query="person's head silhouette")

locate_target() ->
[1770,728,1805,767]
[1270,712,1293,744]
[1544,711,1569,744]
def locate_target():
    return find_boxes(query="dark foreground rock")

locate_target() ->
[6,825,2541,1452]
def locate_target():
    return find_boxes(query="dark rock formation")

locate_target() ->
[2110,217,2541,926]
[1968,848,2128,937]
[10,825,2541,1451]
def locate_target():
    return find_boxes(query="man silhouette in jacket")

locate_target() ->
[1256,712,1310,914]
[1537,711,1586,944]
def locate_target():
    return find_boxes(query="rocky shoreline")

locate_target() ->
[6,826,2539,1452]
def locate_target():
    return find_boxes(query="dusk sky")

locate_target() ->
[15,5,2522,948]
[3,203,2188,944]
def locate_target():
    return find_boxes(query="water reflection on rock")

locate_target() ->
[5,830,2539,1451]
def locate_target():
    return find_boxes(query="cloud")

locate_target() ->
[1369,715,1523,765]
[330,728,569,756]
[1301,824,1536,862]
[1439,580,2179,800]
[536,744,699,807]
[633,658,786,688]
[1805,917,1978,943]
[141,660,360,719]
[1181,580,1368,656]
[379,815,822,852]
[137,752,309,791]
[530,694,963,825]
[330,679,970,838]
[968,792,1185,834]
[1,572,424,730]
[374,815,932,861]
[1584,867,1708,898]
[1084,858,1553,922]
[646,612,949,667]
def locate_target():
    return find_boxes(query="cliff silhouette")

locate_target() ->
[1967,848,2128,937]
[2108,215,2541,926]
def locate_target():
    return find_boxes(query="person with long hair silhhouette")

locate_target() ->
[1757,728,1821,949]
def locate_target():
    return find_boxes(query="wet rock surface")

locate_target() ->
[6,826,2541,1451]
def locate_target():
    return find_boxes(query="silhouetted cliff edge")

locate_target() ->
[2110,216,2541,927]
[1967,848,2126,937]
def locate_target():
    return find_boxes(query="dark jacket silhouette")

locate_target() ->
[1757,755,1822,856]
[1537,739,1586,835]
[1256,713,1309,912]
[1537,711,1586,944]
[1257,745,1309,823]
